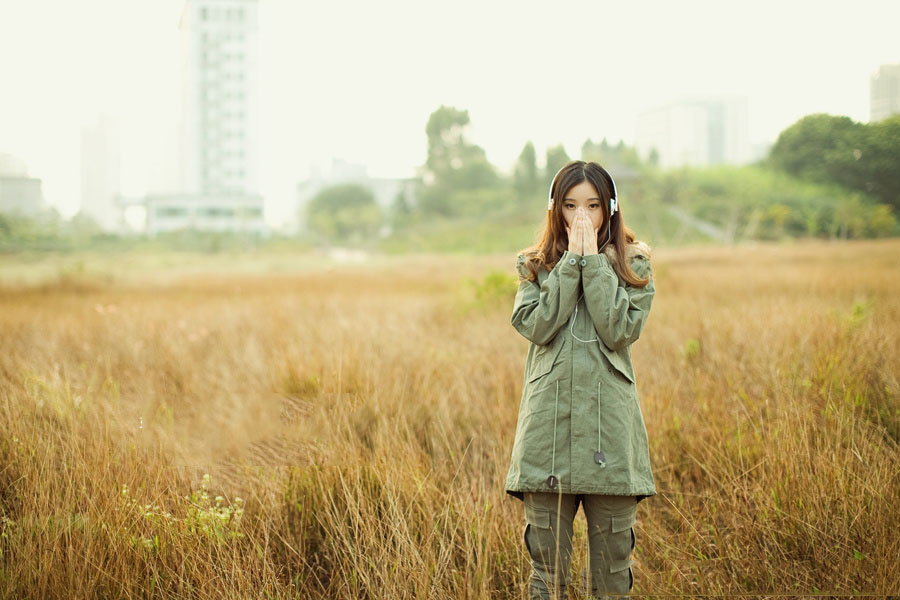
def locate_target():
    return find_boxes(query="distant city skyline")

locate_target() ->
[1,0,898,227]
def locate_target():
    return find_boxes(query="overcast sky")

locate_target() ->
[1,0,898,225]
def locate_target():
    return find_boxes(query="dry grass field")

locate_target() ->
[1,239,899,599]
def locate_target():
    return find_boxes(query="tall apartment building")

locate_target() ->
[80,112,122,231]
[137,0,265,236]
[178,0,259,196]
[870,64,900,123]
[635,96,750,169]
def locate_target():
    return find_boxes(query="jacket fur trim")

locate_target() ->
[602,240,652,267]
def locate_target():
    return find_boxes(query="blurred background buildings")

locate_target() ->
[870,64,900,123]
[1,2,898,244]
[634,96,752,169]
[0,152,45,217]
[103,0,266,237]
[294,158,419,236]
[80,113,122,231]
[140,0,266,237]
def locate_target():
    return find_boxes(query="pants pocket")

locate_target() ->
[524,501,552,529]
[607,510,636,592]
[523,496,572,598]
[608,558,633,593]
[523,502,553,562]
[610,510,636,559]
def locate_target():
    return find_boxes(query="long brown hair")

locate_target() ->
[519,160,650,287]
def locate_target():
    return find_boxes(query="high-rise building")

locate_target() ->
[133,0,266,236]
[80,112,122,231]
[178,0,260,196]
[635,96,750,169]
[870,64,900,123]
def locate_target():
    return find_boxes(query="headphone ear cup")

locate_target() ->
[606,170,619,216]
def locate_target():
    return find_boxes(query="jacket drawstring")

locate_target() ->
[547,379,560,489]
[596,382,606,468]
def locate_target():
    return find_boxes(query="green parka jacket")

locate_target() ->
[505,241,656,503]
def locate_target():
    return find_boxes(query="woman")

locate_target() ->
[505,160,656,598]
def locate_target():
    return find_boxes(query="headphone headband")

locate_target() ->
[547,165,618,216]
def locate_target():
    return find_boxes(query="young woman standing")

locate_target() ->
[505,160,656,599]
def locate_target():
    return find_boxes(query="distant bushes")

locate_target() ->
[648,165,898,241]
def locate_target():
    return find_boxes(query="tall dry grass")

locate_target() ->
[0,239,898,599]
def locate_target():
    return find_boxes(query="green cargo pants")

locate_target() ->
[522,493,636,600]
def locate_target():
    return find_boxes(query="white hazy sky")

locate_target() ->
[1,0,898,225]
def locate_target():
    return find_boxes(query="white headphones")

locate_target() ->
[547,164,618,217]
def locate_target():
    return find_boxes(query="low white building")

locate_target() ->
[120,192,266,237]
[0,152,46,217]
[0,176,45,217]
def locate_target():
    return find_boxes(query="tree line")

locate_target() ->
[306,107,898,247]
[1,108,897,252]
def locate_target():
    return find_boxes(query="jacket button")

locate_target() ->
[608,368,612,374]
[580,259,587,266]
[568,257,576,265]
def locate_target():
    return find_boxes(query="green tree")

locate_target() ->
[68,210,103,235]
[868,204,897,237]
[765,203,791,239]
[582,137,646,171]
[857,115,900,210]
[545,144,570,182]
[768,114,864,187]
[769,113,900,212]
[829,193,867,240]
[513,141,539,202]
[306,183,382,243]
[800,204,826,237]
[389,188,413,230]
[425,107,495,186]
[419,105,498,216]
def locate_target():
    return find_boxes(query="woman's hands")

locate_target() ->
[565,207,600,255]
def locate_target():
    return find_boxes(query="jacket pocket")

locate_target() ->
[597,345,635,384]
[608,361,634,386]
[526,341,564,384]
